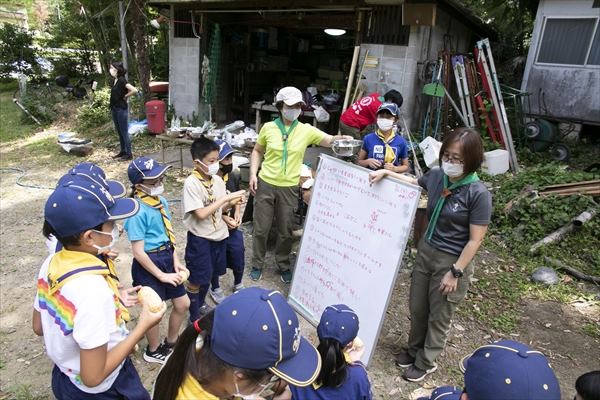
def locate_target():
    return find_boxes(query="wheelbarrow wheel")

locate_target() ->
[550,143,570,162]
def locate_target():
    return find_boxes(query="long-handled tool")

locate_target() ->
[12,94,41,125]
[423,80,470,127]
[401,115,423,177]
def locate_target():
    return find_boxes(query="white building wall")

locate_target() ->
[521,0,600,124]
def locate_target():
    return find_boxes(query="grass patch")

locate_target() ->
[0,90,39,143]
[582,322,600,339]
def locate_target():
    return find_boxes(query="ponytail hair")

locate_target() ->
[153,311,271,400]
[315,338,348,388]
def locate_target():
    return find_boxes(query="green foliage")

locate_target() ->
[0,24,39,79]
[76,87,111,130]
[0,85,38,142]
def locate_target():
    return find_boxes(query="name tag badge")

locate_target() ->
[373,145,384,154]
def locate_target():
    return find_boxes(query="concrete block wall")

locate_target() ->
[358,8,475,133]
[168,7,201,121]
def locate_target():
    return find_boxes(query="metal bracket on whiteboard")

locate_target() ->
[288,154,422,366]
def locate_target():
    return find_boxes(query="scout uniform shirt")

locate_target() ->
[361,131,408,167]
[289,363,372,400]
[257,120,326,187]
[182,173,229,241]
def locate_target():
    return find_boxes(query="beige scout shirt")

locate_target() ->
[182,174,229,241]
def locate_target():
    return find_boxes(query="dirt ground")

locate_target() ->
[1,131,599,399]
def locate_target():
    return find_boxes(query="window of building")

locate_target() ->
[536,17,599,66]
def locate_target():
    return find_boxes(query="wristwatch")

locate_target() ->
[450,264,464,278]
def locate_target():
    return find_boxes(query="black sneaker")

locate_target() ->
[395,351,415,368]
[112,152,125,159]
[402,364,437,382]
[119,154,133,161]
[143,344,170,364]
[161,338,176,353]
[280,269,293,284]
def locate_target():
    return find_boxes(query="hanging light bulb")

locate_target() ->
[324,28,346,36]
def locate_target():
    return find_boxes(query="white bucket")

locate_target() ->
[419,136,442,168]
[483,149,509,176]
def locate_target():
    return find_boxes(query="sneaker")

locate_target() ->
[143,344,170,364]
[395,351,415,368]
[161,338,176,353]
[112,152,125,159]
[402,364,438,382]
[233,282,245,293]
[198,303,213,316]
[119,154,133,161]
[249,268,262,281]
[209,287,226,304]
[280,269,293,284]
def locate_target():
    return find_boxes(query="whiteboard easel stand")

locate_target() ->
[288,154,421,366]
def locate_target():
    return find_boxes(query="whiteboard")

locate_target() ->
[289,154,421,365]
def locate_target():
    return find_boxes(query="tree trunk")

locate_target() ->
[131,0,151,104]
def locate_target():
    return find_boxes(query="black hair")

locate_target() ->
[190,136,220,161]
[314,338,348,388]
[383,90,403,108]
[43,220,104,248]
[575,370,600,400]
[110,61,127,78]
[438,127,484,175]
[153,311,271,400]
[275,100,284,112]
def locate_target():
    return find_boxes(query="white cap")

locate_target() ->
[275,86,305,106]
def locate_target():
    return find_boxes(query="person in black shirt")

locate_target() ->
[109,61,138,161]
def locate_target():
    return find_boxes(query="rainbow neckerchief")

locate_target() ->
[38,249,129,335]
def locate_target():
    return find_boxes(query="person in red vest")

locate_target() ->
[339,90,403,139]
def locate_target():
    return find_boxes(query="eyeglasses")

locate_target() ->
[442,152,464,164]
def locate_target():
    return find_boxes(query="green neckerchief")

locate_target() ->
[274,117,299,175]
[425,172,480,241]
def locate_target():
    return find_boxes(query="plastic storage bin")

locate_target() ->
[483,149,509,175]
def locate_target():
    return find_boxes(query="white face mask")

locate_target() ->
[282,107,301,122]
[442,161,464,178]
[141,183,164,197]
[197,159,220,176]
[232,374,277,399]
[92,225,119,254]
[377,118,395,132]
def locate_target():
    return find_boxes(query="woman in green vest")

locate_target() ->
[248,86,351,283]
[369,127,492,382]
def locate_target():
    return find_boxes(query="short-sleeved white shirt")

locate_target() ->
[182,174,229,241]
[34,253,128,393]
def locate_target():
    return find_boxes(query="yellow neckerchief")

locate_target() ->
[376,129,397,164]
[192,169,217,229]
[134,188,176,247]
[47,249,130,325]
[222,173,229,184]
[176,374,218,400]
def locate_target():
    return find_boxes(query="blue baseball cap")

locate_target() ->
[460,340,560,400]
[45,179,139,237]
[57,162,126,198]
[211,287,321,387]
[127,157,171,185]
[417,386,462,400]
[215,139,235,161]
[316,304,359,347]
[377,102,399,116]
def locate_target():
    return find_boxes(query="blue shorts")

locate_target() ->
[131,246,186,301]
[226,228,245,273]
[51,357,149,400]
[185,232,227,286]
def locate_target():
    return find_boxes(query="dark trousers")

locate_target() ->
[111,106,131,156]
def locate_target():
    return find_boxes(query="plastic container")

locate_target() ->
[145,100,166,134]
[419,136,442,168]
[239,163,251,182]
[483,149,509,175]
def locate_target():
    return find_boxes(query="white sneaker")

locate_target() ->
[233,283,245,293]
[209,287,226,304]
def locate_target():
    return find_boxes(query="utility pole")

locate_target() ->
[118,0,128,80]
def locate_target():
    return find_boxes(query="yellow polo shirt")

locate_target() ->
[257,120,326,187]
[176,374,218,400]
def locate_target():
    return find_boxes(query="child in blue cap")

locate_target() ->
[124,157,190,364]
[281,304,372,400]
[210,139,246,303]
[182,137,245,321]
[153,287,321,400]
[357,102,409,172]
[33,179,166,399]
[46,162,128,255]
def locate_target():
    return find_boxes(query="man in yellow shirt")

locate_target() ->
[249,86,351,283]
